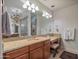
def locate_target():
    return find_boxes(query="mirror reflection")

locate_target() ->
[2,0,52,39]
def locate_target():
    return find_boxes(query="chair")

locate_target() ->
[50,38,61,57]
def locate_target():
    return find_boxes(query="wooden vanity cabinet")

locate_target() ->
[43,40,50,59]
[4,40,50,59]
[14,53,28,59]
[29,42,44,59]
[29,40,50,59]
[3,46,29,59]
[4,53,29,59]
[30,47,43,59]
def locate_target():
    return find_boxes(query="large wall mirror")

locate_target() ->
[2,0,51,40]
[2,0,39,39]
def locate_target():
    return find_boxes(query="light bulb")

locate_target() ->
[26,0,30,6]
[35,6,39,11]
[28,6,31,10]
[42,11,46,16]
[32,9,35,13]
[23,4,27,8]
[31,4,35,8]
[42,13,45,16]
[49,15,52,18]
[46,12,48,15]
[46,16,49,19]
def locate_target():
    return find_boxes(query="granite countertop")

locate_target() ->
[50,35,61,41]
[3,35,61,53]
[3,37,49,53]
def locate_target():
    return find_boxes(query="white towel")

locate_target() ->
[63,28,75,40]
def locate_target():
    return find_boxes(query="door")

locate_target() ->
[30,48,43,59]
[0,0,3,59]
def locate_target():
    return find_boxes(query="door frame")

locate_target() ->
[0,0,3,59]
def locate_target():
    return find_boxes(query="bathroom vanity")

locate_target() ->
[3,37,50,59]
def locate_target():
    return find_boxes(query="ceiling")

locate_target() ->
[4,0,52,15]
[38,0,78,11]
[4,0,78,14]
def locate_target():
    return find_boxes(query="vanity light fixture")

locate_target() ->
[42,14,45,16]
[23,0,30,8]
[46,16,49,19]
[42,11,45,16]
[35,6,39,11]
[46,12,49,16]
[28,6,32,10]
[31,4,35,8]
[32,9,35,13]
[42,11,52,19]
[23,0,40,13]
[49,15,52,18]
[26,0,30,6]
[23,4,27,8]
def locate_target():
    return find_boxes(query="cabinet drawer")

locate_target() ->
[4,46,29,59]
[14,53,29,59]
[30,42,43,51]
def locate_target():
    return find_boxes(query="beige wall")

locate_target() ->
[53,4,78,54]
[40,3,78,54]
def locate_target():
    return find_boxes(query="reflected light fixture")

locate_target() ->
[35,6,39,11]
[42,11,52,19]
[23,4,27,8]
[46,16,49,19]
[28,6,31,10]
[46,12,48,16]
[26,0,30,6]
[49,15,52,18]
[31,4,35,8]
[42,11,46,16]
[42,13,45,16]
[32,9,35,13]
[23,0,40,13]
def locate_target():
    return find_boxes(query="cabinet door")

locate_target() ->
[30,48,43,59]
[14,53,29,59]
[44,41,50,59]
